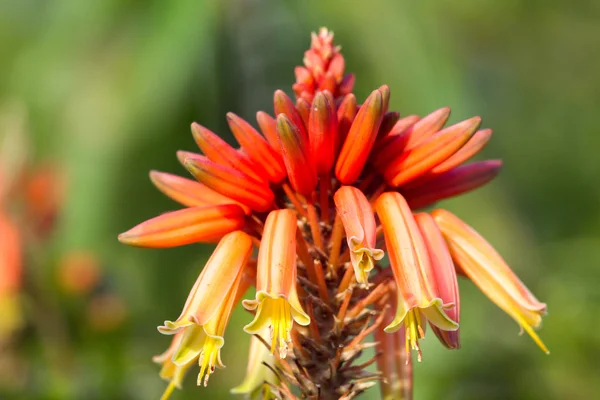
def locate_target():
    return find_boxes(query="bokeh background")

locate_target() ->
[1,1,599,399]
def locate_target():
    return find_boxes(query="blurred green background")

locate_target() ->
[1,0,599,399]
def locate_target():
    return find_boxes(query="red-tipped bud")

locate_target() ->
[295,97,311,128]
[335,89,385,184]
[405,160,503,209]
[256,111,281,155]
[336,93,357,155]
[149,171,251,215]
[338,73,355,96]
[226,113,286,183]
[378,85,391,113]
[274,90,308,141]
[384,117,481,187]
[184,156,274,212]
[327,53,345,82]
[309,91,337,175]
[402,107,451,150]
[117,204,245,248]
[191,123,266,183]
[276,114,317,196]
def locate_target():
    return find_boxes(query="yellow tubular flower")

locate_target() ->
[243,209,310,358]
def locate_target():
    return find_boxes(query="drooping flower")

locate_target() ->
[334,185,384,284]
[118,27,548,400]
[375,192,459,360]
[243,209,310,358]
[157,231,253,392]
[432,209,549,353]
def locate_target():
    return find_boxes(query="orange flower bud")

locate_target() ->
[276,114,317,196]
[334,186,383,283]
[117,204,246,248]
[336,89,385,184]
[309,91,337,175]
[243,210,310,358]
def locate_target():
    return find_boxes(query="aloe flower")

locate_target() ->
[119,27,548,399]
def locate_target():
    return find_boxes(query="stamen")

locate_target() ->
[197,337,221,387]
[405,310,425,362]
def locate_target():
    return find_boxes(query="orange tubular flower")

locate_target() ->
[243,209,310,358]
[157,231,253,393]
[0,211,22,337]
[118,28,549,399]
[117,204,245,247]
[308,91,337,175]
[415,212,460,349]
[432,209,549,353]
[276,114,317,196]
[334,186,383,284]
[149,170,251,214]
[335,88,386,184]
[375,192,458,360]
[184,155,274,212]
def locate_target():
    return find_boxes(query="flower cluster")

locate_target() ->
[119,28,548,399]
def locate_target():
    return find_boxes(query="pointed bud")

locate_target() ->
[117,204,245,248]
[384,117,481,187]
[276,114,317,196]
[336,93,357,155]
[415,212,460,349]
[243,210,310,358]
[309,91,337,174]
[338,73,355,96]
[404,160,502,209]
[327,52,345,82]
[375,192,458,360]
[336,89,385,184]
[432,209,549,353]
[371,115,420,171]
[226,113,286,183]
[295,97,311,128]
[319,72,337,94]
[256,111,281,155]
[158,231,254,386]
[378,85,391,113]
[334,186,384,284]
[402,107,451,150]
[274,90,308,141]
[149,171,251,215]
[184,156,274,212]
[191,123,266,183]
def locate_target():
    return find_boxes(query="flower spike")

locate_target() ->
[334,186,384,284]
[158,231,254,386]
[415,212,460,349]
[117,204,245,248]
[375,192,458,360]
[243,209,310,358]
[276,114,317,196]
[432,209,549,353]
[336,88,385,184]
